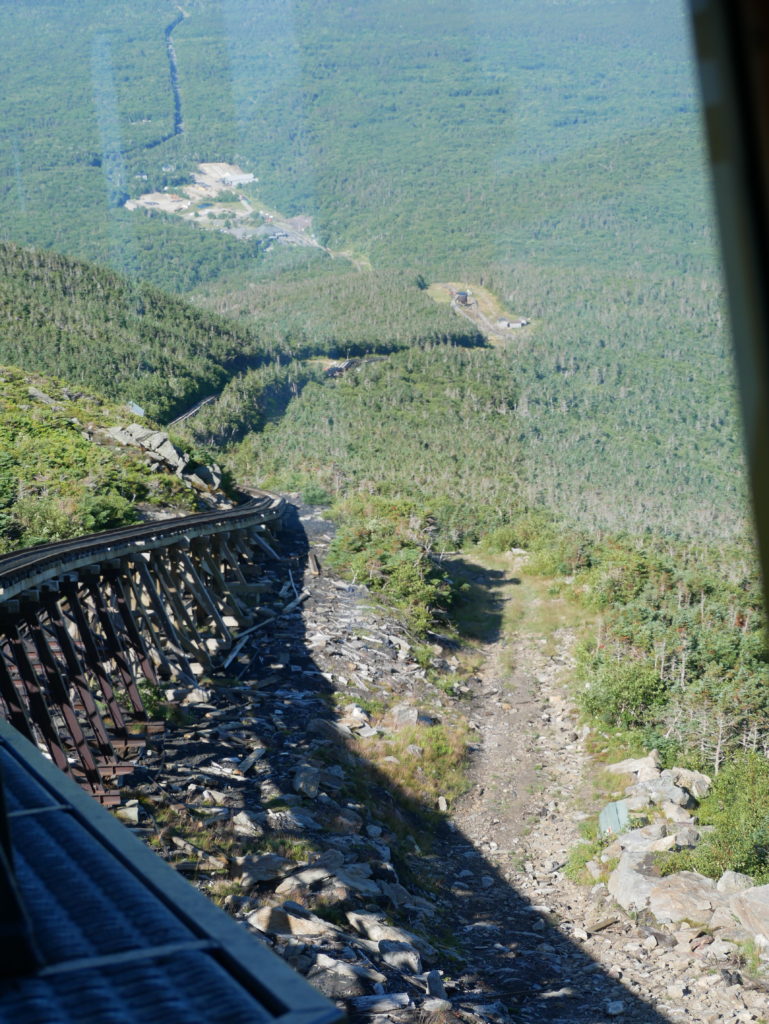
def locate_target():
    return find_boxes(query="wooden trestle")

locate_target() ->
[0,497,285,804]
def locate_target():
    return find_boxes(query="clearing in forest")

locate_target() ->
[428,281,531,345]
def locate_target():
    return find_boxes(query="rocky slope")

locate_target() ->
[121,503,769,1024]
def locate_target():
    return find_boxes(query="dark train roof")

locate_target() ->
[0,720,342,1024]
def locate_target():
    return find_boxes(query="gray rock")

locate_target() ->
[626,769,691,810]
[248,904,332,937]
[231,810,265,839]
[607,851,658,912]
[356,726,380,738]
[380,881,411,906]
[328,806,363,834]
[617,823,667,853]
[709,905,743,934]
[347,910,436,958]
[716,870,754,895]
[390,705,419,728]
[378,939,422,973]
[660,800,695,824]
[306,960,368,999]
[606,751,661,777]
[314,848,346,870]
[189,463,221,490]
[266,807,319,831]
[181,687,213,706]
[334,865,381,896]
[115,801,140,825]
[349,993,410,1013]
[648,872,724,927]
[339,703,370,726]
[674,826,702,849]
[425,970,448,999]
[307,718,353,742]
[731,884,769,941]
[275,866,332,894]
[293,764,321,798]
[422,997,452,1014]
[671,767,712,801]
[703,937,737,960]
[28,386,59,407]
[238,852,293,884]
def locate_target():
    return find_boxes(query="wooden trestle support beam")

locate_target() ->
[0,507,284,804]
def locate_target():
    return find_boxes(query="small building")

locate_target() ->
[221,172,255,187]
[456,291,469,305]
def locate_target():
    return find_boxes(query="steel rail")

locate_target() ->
[0,494,285,605]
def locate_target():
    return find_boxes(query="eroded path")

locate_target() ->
[443,553,762,1024]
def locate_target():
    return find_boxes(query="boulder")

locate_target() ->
[649,835,678,853]
[378,939,422,973]
[390,705,419,728]
[248,904,332,938]
[731,884,769,941]
[660,800,696,824]
[181,687,213,706]
[237,852,293,884]
[617,823,667,853]
[339,703,371,727]
[327,805,363,834]
[425,970,448,999]
[346,910,436,958]
[606,750,661,777]
[307,718,353,742]
[231,810,265,839]
[626,769,691,809]
[707,905,745,938]
[275,866,332,894]
[671,767,712,801]
[293,764,321,798]
[674,826,702,849]
[647,871,724,927]
[607,851,658,912]
[306,959,368,999]
[334,865,382,896]
[716,870,754,895]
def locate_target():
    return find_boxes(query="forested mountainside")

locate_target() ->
[227,265,742,543]
[0,243,478,422]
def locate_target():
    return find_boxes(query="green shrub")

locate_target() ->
[579,659,668,729]
[327,494,451,635]
[659,753,769,882]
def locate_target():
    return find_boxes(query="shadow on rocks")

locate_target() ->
[139,502,673,1024]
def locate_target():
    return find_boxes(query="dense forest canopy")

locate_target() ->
[0,0,714,285]
[0,0,763,784]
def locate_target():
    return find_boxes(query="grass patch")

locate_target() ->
[353,721,471,811]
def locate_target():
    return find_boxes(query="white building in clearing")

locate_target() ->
[197,163,255,188]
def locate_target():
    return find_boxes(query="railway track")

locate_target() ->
[0,493,286,803]
[0,491,342,1023]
